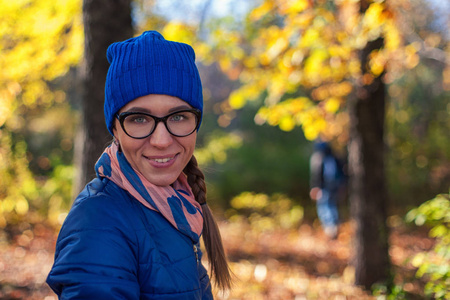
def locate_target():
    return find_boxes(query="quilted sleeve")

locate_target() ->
[46,194,140,299]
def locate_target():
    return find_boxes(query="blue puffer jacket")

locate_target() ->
[47,177,213,299]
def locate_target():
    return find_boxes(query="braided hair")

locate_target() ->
[184,155,232,291]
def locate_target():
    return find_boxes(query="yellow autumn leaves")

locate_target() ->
[212,0,424,142]
[0,0,83,127]
[0,0,82,223]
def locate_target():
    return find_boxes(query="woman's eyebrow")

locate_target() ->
[168,105,192,113]
[123,105,192,114]
[123,107,151,113]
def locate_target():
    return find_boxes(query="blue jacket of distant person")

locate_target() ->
[46,177,213,299]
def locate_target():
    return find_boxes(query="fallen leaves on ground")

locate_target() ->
[0,218,434,299]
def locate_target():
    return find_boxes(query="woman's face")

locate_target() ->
[113,94,197,187]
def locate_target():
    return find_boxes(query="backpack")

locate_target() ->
[322,154,344,191]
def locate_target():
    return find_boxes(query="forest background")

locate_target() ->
[0,0,449,299]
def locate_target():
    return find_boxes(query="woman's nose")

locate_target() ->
[149,122,173,148]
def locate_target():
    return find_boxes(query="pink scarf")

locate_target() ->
[95,143,203,242]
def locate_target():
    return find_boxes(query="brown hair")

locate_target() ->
[184,155,232,291]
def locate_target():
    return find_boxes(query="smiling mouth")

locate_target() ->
[152,157,174,163]
[144,155,177,164]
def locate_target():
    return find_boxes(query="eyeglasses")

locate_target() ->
[116,109,201,139]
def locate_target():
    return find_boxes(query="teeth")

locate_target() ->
[153,157,173,163]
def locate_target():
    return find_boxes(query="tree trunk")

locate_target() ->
[74,0,133,195]
[347,35,390,289]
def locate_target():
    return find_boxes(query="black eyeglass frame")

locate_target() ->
[115,108,202,139]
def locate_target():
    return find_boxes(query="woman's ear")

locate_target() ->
[112,125,122,151]
[113,136,122,152]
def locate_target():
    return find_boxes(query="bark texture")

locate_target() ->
[74,0,133,194]
[348,34,391,289]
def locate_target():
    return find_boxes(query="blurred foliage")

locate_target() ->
[196,98,312,208]
[200,0,400,143]
[0,0,82,226]
[225,191,304,233]
[406,192,450,299]
[198,0,449,209]
[200,0,449,151]
[372,281,407,300]
[195,131,243,166]
[0,0,82,124]
[386,61,450,207]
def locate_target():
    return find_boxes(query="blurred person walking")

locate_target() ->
[309,141,346,239]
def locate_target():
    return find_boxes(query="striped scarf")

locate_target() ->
[95,143,203,243]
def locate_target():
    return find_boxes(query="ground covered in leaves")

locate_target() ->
[0,218,434,300]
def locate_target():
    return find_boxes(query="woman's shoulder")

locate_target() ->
[60,178,194,246]
[60,178,174,237]
[73,177,126,206]
[60,178,140,234]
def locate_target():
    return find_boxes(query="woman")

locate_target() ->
[47,31,231,299]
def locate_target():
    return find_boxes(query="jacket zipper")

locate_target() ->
[193,244,199,264]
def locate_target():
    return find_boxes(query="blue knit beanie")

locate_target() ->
[104,31,203,135]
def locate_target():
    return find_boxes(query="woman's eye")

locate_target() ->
[170,114,186,122]
[129,115,150,124]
